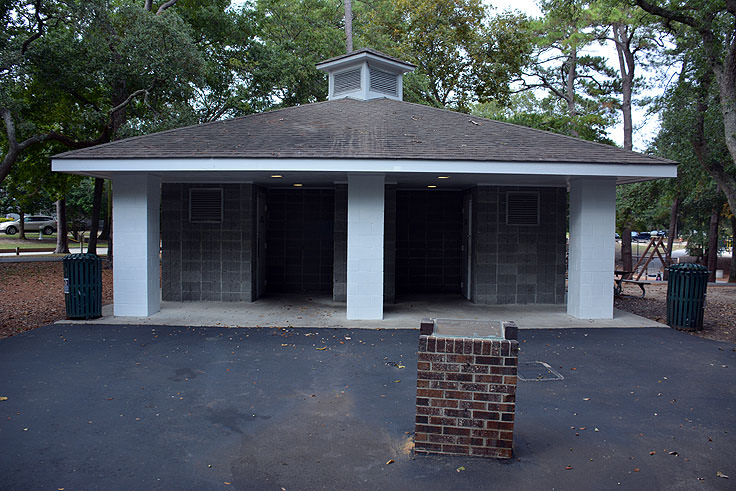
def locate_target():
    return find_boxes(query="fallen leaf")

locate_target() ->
[583,398,591,401]
[316,347,327,351]
[0,396,8,401]
[224,482,231,485]
[393,380,401,383]
[456,466,465,472]
[669,451,678,456]
[571,368,577,371]
[397,364,406,369]
[634,468,640,472]
[386,459,394,465]
[716,471,728,479]
[565,465,573,470]
[649,451,656,456]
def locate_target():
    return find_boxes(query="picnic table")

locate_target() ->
[614,270,651,298]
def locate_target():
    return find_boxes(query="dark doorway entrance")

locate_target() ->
[265,189,334,294]
[396,190,464,295]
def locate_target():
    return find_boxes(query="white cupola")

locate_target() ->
[316,48,415,102]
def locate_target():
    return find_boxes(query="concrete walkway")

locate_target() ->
[63,294,666,330]
[1,325,733,490]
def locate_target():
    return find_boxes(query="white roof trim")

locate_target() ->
[316,52,414,73]
[53,157,677,179]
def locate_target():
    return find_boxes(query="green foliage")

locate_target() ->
[241,0,345,112]
[472,93,615,144]
[362,0,529,109]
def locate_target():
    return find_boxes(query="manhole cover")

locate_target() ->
[518,361,564,382]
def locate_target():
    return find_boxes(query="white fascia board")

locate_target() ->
[52,158,678,179]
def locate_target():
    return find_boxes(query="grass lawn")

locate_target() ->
[0,233,108,251]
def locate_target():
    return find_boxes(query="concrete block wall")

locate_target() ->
[113,174,161,316]
[266,189,334,293]
[471,186,566,305]
[568,178,615,318]
[161,183,255,302]
[396,190,464,294]
[384,184,397,303]
[333,184,348,302]
[334,183,396,304]
[346,175,384,320]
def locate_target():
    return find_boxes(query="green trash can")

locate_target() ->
[666,263,709,331]
[63,253,102,319]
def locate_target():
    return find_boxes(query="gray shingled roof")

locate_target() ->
[54,98,673,165]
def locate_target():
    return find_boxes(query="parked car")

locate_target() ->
[0,215,57,235]
[634,232,651,242]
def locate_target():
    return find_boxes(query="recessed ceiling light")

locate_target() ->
[427,185,437,188]
[271,174,283,178]
[437,176,450,179]
[293,183,303,187]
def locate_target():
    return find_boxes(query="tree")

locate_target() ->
[515,0,618,138]
[634,0,736,230]
[2,0,248,255]
[362,0,530,110]
[589,1,663,151]
[472,92,616,144]
[648,51,736,281]
[242,0,345,112]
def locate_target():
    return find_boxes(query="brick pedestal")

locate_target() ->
[414,320,519,458]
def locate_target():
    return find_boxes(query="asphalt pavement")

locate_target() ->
[0,325,734,490]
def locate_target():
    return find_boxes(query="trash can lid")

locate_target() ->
[667,262,709,272]
[63,253,101,261]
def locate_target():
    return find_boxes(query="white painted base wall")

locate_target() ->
[567,178,616,319]
[346,174,384,320]
[112,174,161,316]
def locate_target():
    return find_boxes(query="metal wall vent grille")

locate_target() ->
[369,68,397,96]
[333,68,361,95]
[506,192,539,226]
[189,188,223,223]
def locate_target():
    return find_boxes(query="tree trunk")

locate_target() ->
[706,206,719,282]
[87,178,104,255]
[622,227,633,276]
[664,196,680,280]
[55,199,70,254]
[345,0,353,53]
[18,210,26,239]
[729,215,736,283]
[565,48,578,138]
[612,23,635,151]
[714,34,736,198]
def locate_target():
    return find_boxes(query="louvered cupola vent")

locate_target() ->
[316,48,415,102]
[334,68,362,95]
[369,68,398,96]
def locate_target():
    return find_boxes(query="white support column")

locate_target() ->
[567,177,616,319]
[346,174,384,320]
[112,174,161,316]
